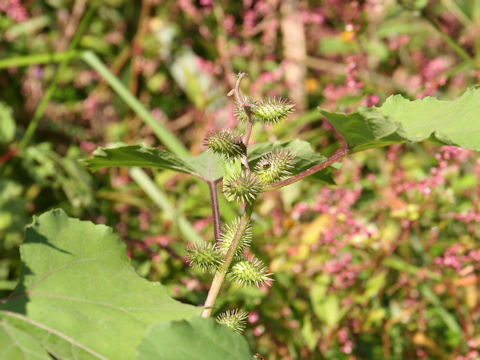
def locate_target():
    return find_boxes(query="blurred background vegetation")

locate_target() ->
[1,0,480,359]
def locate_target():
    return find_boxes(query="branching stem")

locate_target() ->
[265,146,349,191]
[201,206,253,317]
[202,73,258,318]
[231,72,255,171]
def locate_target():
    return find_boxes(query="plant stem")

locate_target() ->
[202,72,257,318]
[208,180,222,243]
[201,206,253,318]
[265,146,349,191]
[231,72,254,171]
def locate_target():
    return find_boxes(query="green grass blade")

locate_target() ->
[82,51,189,158]
[129,167,203,244]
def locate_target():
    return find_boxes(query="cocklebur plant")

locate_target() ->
[194,73,296,330]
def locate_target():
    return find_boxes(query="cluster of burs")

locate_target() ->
[187,93,295,333]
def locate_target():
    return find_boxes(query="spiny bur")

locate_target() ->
[253,97,294,124]
[255,150,295,185]
[187,241,222,273]
[229,255,272,287]
[216,309,249,334]
[223,171,262,204]
[204,130,245,161]
[217,218,252,260]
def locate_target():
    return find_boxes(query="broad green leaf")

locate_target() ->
[320,88,480,152]
[0,209,199,360]
[248,139,337,184]
[137,317,252,360]
[0,318,50,360]
[187,151,224,181]
[85,145,224,182]
[85,144,194,173]
[0,102,15,143]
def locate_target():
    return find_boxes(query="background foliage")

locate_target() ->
[1,0,480,359]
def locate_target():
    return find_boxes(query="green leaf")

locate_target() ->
[85,144,194,173]
[0,102,15,143]
[248,139,336,184]
[85,145,224,182]
[187,151,224,181]
[320,88,480,152]
[0,209,199,360]
[137,317,252,360]
[0,318,50,360]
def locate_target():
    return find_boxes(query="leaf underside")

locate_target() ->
[0,209,200,360]
[320,87,480,152]
[85,144,195,174]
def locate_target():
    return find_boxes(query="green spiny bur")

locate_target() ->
[253,97,294,124]
[187,241,222,273]
[204,130,245,160]
[217,218,252,259]
[254,150,295,185]
[223,171,262,204]
[216,309,249,334]
[229,256,272,287]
